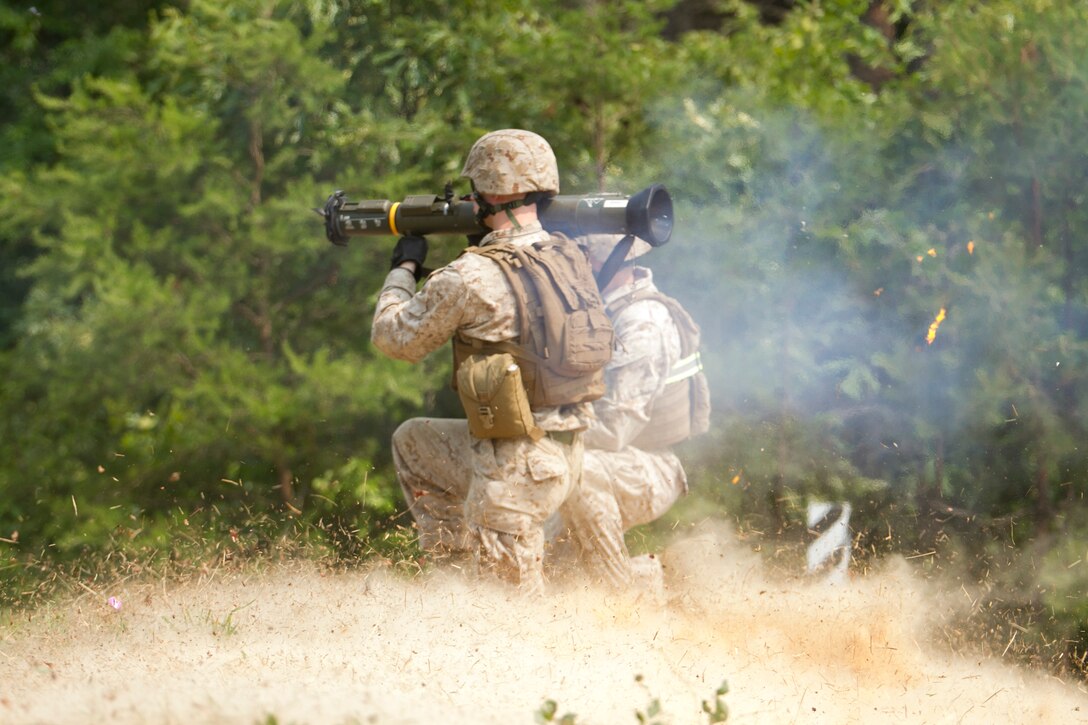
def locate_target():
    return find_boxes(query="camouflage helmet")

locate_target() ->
[460,129,560,196]
[579,233,653,268]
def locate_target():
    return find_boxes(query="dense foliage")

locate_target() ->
[2,0,1086,677]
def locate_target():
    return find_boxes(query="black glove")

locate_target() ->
[390,235,428,281]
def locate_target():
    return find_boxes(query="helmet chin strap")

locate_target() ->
[503,206,523,230]
[472,182,543,230]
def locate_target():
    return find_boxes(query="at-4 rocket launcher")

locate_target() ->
[316,183,674,248]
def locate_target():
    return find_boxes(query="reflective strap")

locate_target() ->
[664,352,702,385]
[547,430,576,446]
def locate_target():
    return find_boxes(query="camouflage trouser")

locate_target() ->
[391,418,474,554]
[391,417,581,595]
[557,446,686,590]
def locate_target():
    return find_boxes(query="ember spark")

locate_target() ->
[926,307,947,345]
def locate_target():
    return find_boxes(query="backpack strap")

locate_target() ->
[607,285,702,365]
[607,284,710,446]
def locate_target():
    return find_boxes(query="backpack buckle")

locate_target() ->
[477,406,495,429]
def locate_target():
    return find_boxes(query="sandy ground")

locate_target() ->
[2,523,1086,725]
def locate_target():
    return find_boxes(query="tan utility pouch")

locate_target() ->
[456,352,544,441]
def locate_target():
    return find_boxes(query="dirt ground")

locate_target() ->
[2,522,1086,724]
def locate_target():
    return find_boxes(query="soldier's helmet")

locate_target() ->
[579,233,653,268]
[460,129,560,196]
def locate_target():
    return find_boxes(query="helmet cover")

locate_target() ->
[460,129,560,196]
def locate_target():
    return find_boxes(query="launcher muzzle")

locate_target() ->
[317,183,673,248]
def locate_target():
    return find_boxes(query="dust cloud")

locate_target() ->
[2,522,1086,724]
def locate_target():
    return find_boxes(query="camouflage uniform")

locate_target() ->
[375,221,593,595]
[559,265,688,589]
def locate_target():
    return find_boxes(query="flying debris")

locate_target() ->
[925,307,947,345]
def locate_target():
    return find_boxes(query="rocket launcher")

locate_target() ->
[317,183,673,248]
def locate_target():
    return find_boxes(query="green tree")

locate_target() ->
[0,1,168,348]
[0,0,428,563]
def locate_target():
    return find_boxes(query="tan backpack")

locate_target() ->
[607,287,711,448]
[453,236,614,415]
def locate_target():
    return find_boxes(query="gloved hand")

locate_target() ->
[390,235,428,281]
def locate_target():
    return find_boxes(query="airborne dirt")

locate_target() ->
[2,523,1086,725]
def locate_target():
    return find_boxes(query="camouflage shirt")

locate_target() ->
[371,221,593,432]
[583,266,682,451]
